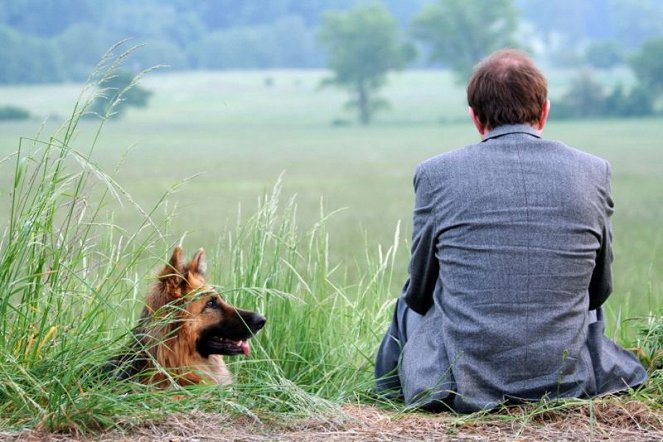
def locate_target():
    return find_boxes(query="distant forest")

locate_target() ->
[1,0,663,84]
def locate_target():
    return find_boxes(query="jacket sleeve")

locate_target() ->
[588,161,614,310]
[402,164,439,315]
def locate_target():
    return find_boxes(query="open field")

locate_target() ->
[1,69,660,324]
[0,68,661,439]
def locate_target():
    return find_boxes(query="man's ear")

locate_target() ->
[468,107,488,138]
[189,248,207,276]
[537,99,551,132]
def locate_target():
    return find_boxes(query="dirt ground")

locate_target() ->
[3,400,662,441]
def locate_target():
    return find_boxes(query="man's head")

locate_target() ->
[467,49,549,136]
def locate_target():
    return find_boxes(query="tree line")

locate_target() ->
[1,0,662,124]
[319,1,663,124]
[0,0,416,83]
[1,0,663,85]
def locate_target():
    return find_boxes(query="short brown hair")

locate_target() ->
[467,49,547,131]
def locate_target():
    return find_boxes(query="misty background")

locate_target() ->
[1,0,663,84]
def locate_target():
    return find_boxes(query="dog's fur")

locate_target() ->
[108,247,265,385]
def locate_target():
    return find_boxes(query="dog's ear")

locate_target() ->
[146,247,186,313]
[167,246,183,273]
[189,248,207,276]
[158,246,185,293]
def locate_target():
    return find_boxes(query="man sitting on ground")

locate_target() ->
[375,49,646,412]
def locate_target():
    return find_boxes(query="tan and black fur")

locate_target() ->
[108,247,265,385]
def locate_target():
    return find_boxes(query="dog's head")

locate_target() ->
[148,246,266,358]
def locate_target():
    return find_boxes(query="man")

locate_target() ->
[375,49,646,413]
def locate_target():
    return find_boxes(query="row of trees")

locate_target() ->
[0,0,333,83]
[320,3,663,124]
[0,0,426,84]
[2,0,663,85]
[2,0,662,123]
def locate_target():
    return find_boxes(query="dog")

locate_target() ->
[107,246,266,386]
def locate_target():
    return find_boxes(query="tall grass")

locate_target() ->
[215,180,401,406]
[0,44,401,432]
[0,42,182,431]
[0,45,660,435]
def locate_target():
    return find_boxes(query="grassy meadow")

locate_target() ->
[0,59,661,434]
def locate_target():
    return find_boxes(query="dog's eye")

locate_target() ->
[205,298,218,309]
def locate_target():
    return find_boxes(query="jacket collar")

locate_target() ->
[482,124,541,142]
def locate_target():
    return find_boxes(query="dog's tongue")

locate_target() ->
[241,340,250,356]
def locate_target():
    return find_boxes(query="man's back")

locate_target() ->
[397,125,646,412]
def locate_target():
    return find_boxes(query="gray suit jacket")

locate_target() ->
[398,124,646,412]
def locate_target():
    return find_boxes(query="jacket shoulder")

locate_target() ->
[547,139,611,178]
[417,138,610,178]
[416,143,482,173]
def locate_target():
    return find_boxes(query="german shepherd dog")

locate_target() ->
[107,247,266,385]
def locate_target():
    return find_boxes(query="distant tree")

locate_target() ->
[190,0,357,29]
[99,2,202,70]
[0,25,65,84]
[412,0,519,81]
[554,72,606,119]
[318,4,412,125]
[584,40,625,69]
[193,16,321,69]
[1,0,101,37]
[56,22,114,81]
[630,37,663,99]
[88,70,152,119]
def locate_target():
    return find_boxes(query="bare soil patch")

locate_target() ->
[3,399,661,441]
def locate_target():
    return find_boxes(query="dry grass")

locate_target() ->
[3,397,661,442]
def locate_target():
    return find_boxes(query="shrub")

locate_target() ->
[551,72,655,119]
[603,84,654,117]
[551,72,606,119]
[0,105,30,120]
[87,70,152,119]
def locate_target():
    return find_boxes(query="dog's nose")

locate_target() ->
[252,314,266,331]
